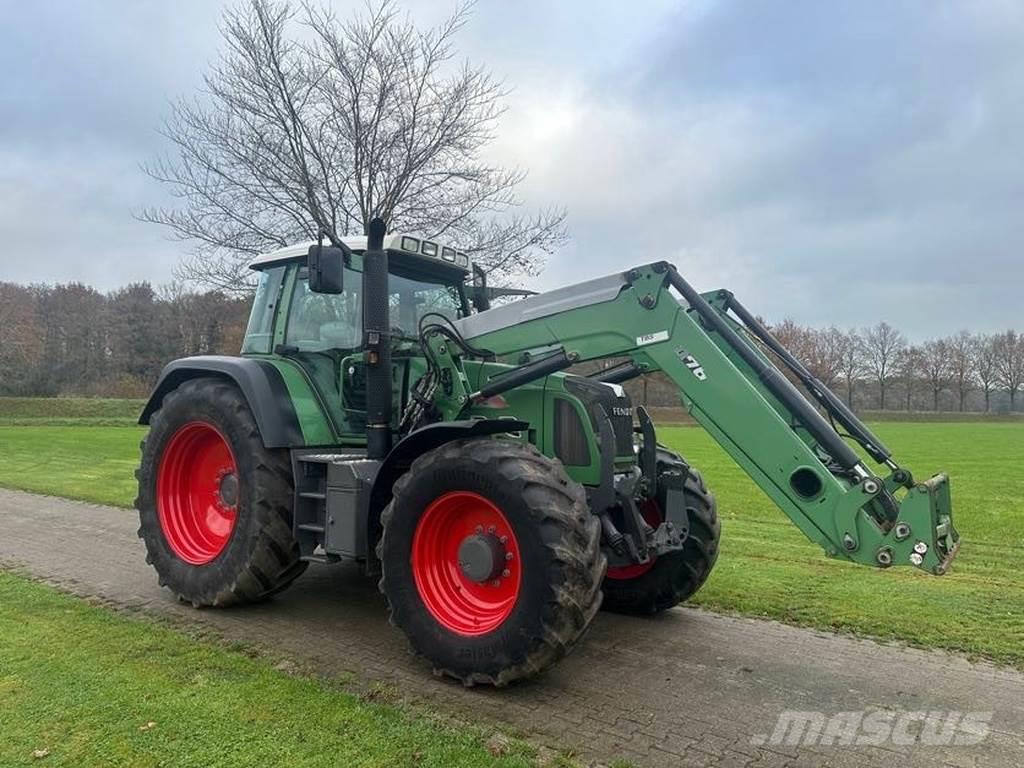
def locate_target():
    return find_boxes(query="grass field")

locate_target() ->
[664,422,1024,668]
[0,571,547,768]
[0,397,1021,669]
[0,426,143,506]
[0,397,145,427]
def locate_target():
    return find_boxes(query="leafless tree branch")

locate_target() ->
[139,0,565,294]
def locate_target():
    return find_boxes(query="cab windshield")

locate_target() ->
[284,263,466,352]
[388,270,464,339]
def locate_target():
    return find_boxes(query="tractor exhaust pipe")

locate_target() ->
[363,218,393,459]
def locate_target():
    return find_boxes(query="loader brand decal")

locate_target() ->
[611,406,633,418]
[636,330,669,347]
[676,348,707,380]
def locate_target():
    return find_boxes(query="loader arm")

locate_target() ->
[450,262,959,575]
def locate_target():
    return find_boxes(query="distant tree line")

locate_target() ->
[617,320,1024,415]
[0,282,248,398]
[1,278,1021,414]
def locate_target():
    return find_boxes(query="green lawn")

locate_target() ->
[0,419,1021,669]
[0,572,544,768]
[0,426,144,506]
[661,422,1024,667]
[0,396,144,427]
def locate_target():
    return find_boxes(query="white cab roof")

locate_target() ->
[248,234,471,272]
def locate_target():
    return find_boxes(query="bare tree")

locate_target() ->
[0,282,41,395]
[767,320,845,388]
[972,333,998,412]
[770,318,807,355]
[894,344,923,411]
[838,329,864,408]
[141,0,567,293]
[768,318,812,387]
[921,339,952,411]
[993,330,1024,411]
[862,322,905,410]
[806,326,847,388]
[946,330,974,412]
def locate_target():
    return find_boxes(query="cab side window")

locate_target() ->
[285,267,363,351]
[241,267,285,354]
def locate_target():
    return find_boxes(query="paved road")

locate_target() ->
[0,488,1021,768]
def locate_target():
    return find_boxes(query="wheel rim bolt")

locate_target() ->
[502,569,510,578]
[505,552,513,560]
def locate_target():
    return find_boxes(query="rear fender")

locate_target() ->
[139,356,304,448]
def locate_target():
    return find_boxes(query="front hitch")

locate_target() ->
[589,405,689,569]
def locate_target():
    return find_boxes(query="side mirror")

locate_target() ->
[471,263,490,312]
[307,243,348,294]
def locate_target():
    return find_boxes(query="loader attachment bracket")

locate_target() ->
[885,473,958,575]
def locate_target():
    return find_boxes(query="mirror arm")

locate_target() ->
[318,227,350,265]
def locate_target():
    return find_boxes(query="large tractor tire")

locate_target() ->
[135,378,307,607]
[378,438,605,686]
[601,447,720,615]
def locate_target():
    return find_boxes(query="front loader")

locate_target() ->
[136,220,959,685]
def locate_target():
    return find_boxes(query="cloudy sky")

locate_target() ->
[1,0,1021,337]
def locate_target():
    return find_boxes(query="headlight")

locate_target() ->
[441,247,456,262]
[421,240,438,257]
[400,236,420,252]
[455,252,469,267]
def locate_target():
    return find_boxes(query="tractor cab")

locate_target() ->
[241,233,476,440]
[243,234,474,356]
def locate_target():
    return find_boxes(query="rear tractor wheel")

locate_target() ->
[135,378,307,607]
[378,438,605,686]
[601,448,720,615]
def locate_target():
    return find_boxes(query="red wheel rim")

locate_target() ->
[411,491,521,636]
[157,422,239,565]
[605,499,662,580]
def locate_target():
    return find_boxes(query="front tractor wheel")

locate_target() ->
[136,378,307,607]
[378,439,605,686]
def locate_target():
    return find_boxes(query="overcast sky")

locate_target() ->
[1,0,1021,337]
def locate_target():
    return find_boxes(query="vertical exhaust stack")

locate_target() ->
[363,217,392,459]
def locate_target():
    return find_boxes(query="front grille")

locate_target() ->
[563,376,635,457]
[553,397,591,466]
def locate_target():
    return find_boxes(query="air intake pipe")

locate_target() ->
[363,218,392,459]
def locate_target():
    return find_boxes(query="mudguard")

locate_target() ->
[139,356,304,448]
[365,418,530,561]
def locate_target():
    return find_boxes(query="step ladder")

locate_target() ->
[292,453,378,563]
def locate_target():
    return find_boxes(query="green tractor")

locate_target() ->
[137,219,959,685]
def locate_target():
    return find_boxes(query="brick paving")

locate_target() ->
[1,488,1021,767]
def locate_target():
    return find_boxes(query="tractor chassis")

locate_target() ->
[286,416,683,573]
